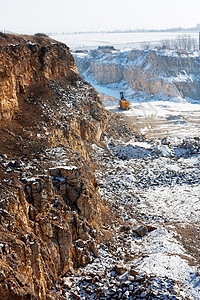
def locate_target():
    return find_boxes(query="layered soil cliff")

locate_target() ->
[0,34,108,299]
[75,48,200,100]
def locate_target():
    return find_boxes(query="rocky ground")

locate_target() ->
[0,34,199,299]
[60,105,200,299]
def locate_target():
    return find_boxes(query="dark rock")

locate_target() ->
[114,265,127,275]
[120,225,131,233]
[129,268,140,277]
[132,225,148,237]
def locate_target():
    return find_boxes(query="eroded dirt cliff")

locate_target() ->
[0,33,108,299]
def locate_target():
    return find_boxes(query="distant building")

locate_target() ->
[97,46,116,53]
[74,50,88,54]
[196,24,200,30]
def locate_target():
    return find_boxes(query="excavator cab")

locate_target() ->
[119,92,130,110]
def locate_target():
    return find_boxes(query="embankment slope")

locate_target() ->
[0,33,108,299]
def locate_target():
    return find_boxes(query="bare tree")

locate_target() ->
[140,35,198,51]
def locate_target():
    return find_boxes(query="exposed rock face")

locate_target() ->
[0,34,108,299]
[0,34,79,121]
[75,48,200,100]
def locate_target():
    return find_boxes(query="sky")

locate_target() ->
[1,0,200,34]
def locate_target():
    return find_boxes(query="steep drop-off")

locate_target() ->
[75,48,200,100]
[0,34,108,299]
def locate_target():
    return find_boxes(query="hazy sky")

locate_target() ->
[1,0,200,34]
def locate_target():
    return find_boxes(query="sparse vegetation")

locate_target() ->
[141,35,199,51]
[34,32,48,37]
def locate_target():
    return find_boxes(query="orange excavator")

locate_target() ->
[119,92,130,110]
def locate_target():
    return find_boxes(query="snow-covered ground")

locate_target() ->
[65,131,199,298]
[64,100,199,298]
[59,51,200,298]
[88,132,200,299]
[83,74,200,138]
[110,100,200,138]
[50,31,199,51]
[74,79,200,298]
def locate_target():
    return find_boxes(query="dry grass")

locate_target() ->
[173,223,200,262]
[0,33,58,47]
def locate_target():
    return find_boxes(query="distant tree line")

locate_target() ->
[141,35,199,51]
